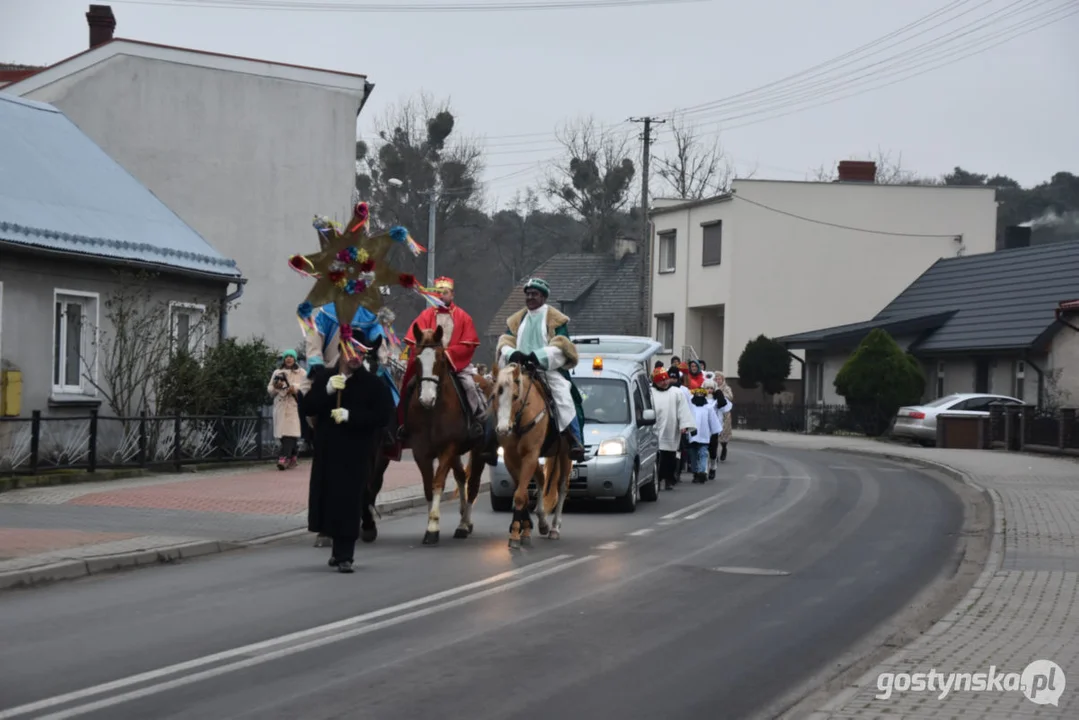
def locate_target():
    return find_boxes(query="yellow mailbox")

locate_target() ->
[1,370,22,416]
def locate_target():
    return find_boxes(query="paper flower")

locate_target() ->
[297,301,313,318]
[398,273,417,289]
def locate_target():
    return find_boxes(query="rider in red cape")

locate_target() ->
[397,276,486,442]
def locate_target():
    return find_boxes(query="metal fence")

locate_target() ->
[988,405,1079,455]
[0,410,278,476]
[728,403,895,437]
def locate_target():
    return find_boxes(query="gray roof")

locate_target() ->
[777,240,1079,354]
[0,93,240,278]
[486,251,643,337]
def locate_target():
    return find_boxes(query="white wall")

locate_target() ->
[650,179,997,380]
[18,54,365,353]
[1049,320,1079,406]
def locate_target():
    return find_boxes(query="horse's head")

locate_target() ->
[494,363,524,437]
[411,322,447,409]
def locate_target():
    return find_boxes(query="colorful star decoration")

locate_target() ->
[288,201,443,364]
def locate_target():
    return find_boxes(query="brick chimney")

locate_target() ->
[87,5,116,49]
[836,160,876,183]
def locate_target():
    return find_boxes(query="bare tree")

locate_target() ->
[654,115,737,199]
[545,115,635,253]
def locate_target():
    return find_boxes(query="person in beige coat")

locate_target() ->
[268,349,306,470]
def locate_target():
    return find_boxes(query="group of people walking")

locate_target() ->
[650,356,735,489]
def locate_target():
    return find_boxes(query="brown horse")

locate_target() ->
[403,323,489,544]
[491,361,572,548]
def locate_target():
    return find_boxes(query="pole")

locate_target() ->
[629,116,665,336]
[426,190,437,288]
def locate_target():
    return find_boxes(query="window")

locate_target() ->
[52,290,99,394]
[701,221,722,266]
[935,360,946,398]
[170,302,207,356]
[806,361,824,404]
[658,231,676,273]
[575,377,630,424]
[632,382,645,422]
[1014,360,1025,401]
[636,376,653,410]
[655,314,674,352]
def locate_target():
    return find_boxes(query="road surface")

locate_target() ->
[0,445,965,720]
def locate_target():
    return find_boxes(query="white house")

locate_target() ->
[3,4,374,353]
[648,160,998,394]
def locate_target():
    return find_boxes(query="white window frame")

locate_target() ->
[809,361,824,404]
[935,360,946,399]
[655,314,674,353]
[658,232,676,274]
[169,301,208,357]
[1014,360,1025,402]
[52,289,99,395]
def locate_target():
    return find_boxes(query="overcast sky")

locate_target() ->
[4,0,1076,210]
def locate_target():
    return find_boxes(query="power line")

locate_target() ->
[112,0,712,12]
[731,194,963,238]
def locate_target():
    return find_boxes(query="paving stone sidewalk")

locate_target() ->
[0,454,465,588]
[734,430,1078,719]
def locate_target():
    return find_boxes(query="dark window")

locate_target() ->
[576,378,631,424]
[702,221,722,266]
[632,383,645,421]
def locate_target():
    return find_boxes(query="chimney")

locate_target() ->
[836,160,876,183]
[1003,225,1032,250]
[613,236,638,262]
[87,5,116,49]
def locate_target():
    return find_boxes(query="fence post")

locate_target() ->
[255,409,264,460]
[29,410,41,475]
[1061,408,1076,449]
[88,409,98,473]
[138,410,148,468]
[1019,405,1034,451]
[173,411,182,471]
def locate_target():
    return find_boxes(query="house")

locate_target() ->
[648,160,999,396]
[2,4,374,352]
[0,93,242,416]
[0,64,45,88]
[774,240,1079,408]
[485,238,642,356]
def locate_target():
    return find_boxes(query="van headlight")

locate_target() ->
[597,438,626,456]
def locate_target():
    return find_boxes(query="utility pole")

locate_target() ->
[629,115,665,337]
[426,190,437,288]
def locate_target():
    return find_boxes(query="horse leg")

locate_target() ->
[466,450,483,529]
[361,453,389,543]
[415,452,438,545]
[549,440,571,540]
[507,450,536,550]
[452,456,472,539]
[535,461,552,537]
[423,447,456,545]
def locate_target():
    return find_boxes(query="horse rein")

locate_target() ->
[509,364,546,437]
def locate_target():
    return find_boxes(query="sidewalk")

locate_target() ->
[0,453,473,589]
[734,430,1078,719]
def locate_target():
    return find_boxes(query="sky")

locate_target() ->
[3,0,1077,212]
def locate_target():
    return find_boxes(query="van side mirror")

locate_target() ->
[638,408,656,426]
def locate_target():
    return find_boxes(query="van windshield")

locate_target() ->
[576,377,631,424]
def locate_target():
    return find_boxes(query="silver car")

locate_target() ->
[892,392,1023,444]
[489,338,661,513]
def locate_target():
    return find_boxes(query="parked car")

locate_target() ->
[489,337,661,513]
[892,393,1023,444]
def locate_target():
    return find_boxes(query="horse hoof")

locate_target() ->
[422,531,440,545]
[361,527,378,543]
[521,536,532,547]
[453,527,470,539]
[548,530,560,540]
[508,538,521,550]
[538,523,550,536]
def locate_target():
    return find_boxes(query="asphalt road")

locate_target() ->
[0,445,965,720]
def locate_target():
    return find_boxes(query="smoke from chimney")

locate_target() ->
[87,5,116,49]
[1019,210,1079,231]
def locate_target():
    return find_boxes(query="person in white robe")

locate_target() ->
[649,366,696,490]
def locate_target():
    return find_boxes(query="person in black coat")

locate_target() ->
[300,361,394,573]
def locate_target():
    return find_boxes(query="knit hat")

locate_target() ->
[281,349,298,360]
[652,367,669,381]
[523,277,550,297]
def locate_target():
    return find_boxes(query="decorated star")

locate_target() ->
[289,201,440,363]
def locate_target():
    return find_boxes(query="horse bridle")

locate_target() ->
[507,363,546,437]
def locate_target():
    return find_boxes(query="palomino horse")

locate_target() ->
[492,360,572,548]
[403,323,489,544]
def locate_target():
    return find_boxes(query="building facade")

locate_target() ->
[649,163,998,387]
[4,8,373,353]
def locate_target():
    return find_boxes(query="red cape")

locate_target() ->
[404,304,479,372]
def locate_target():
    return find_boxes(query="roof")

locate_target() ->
[777,240,1079,354]
[486,251,643,337]
[650,193,733,217]
[0,93,240,278]
[3,39,370,96]
[0,64,45,86]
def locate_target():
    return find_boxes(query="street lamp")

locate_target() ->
[387,177,436,288]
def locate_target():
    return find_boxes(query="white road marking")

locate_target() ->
[708,566,790,576]
[595,541,624,550]
[657,518,683,526]
[0,554,580,720]
[660,487,738,520]
[827,466,861,470]
[627,528,654,537]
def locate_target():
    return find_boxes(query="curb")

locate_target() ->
[776,445,1005,719]
[0,479,491,591]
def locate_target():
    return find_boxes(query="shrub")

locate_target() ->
[736,335,792,395]
[833,329,926,436]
